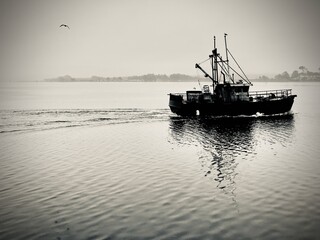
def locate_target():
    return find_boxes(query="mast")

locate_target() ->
[211,36,216,87]
[224,33,230,81]
[196,36,218,85]
[214,36,218,85]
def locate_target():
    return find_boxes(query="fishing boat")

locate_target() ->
[169,34,297,116]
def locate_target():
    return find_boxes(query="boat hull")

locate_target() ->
[169,94,297,116]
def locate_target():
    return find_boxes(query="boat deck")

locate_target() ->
[170,89,294,103]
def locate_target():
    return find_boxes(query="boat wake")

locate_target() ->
[0,109,171,134]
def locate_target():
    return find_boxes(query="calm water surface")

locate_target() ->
[0,82,319,239]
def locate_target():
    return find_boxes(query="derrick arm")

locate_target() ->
[195,63,215,83]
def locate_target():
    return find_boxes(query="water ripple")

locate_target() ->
[0,109,170,134]
[1,109,320,239]
[168,114,296,194]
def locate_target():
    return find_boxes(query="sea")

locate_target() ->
[0,81,319,240]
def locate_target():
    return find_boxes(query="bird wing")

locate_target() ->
[60,24,70,29]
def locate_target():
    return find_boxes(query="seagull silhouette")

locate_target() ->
[60,24,70,29]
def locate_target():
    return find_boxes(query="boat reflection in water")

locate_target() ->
[169,114,295,192]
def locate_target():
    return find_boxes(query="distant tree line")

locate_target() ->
[126,73,198,81]
[45,73,204,82]
[257,66,320,82]
[45,67,320,82]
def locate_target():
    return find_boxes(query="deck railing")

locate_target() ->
[170,89,293,102]
[249,89,292,99]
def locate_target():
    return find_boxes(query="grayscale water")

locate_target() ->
[0,82,320,239]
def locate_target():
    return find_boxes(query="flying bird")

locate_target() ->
[60,24,70,29]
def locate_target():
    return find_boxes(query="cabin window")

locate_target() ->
[187,91,202,102]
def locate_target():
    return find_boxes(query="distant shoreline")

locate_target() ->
[44,69,320,83]
[42,79,320,82]
[43,77,320,83]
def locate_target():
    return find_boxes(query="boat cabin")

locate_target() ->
[214,83,250,103]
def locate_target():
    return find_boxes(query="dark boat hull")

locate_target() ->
[169,94,297,116]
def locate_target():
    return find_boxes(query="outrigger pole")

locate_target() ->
[195,63,214,83]
[195,36,219,87]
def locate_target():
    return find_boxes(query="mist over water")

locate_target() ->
[0,82,320,239]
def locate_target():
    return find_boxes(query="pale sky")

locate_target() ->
[0,0,319,81]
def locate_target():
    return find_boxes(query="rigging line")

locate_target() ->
[216,56,232,80]
[228,64,252,84]
[198,79,202,90]
[195,68,201,82]
[217,61,228,76]
[198,57,210,65]
[217,58,248,84]
[196,67,203,78]
[217,62,233,82]
[195,68,204,89]
[227,48,251,84]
